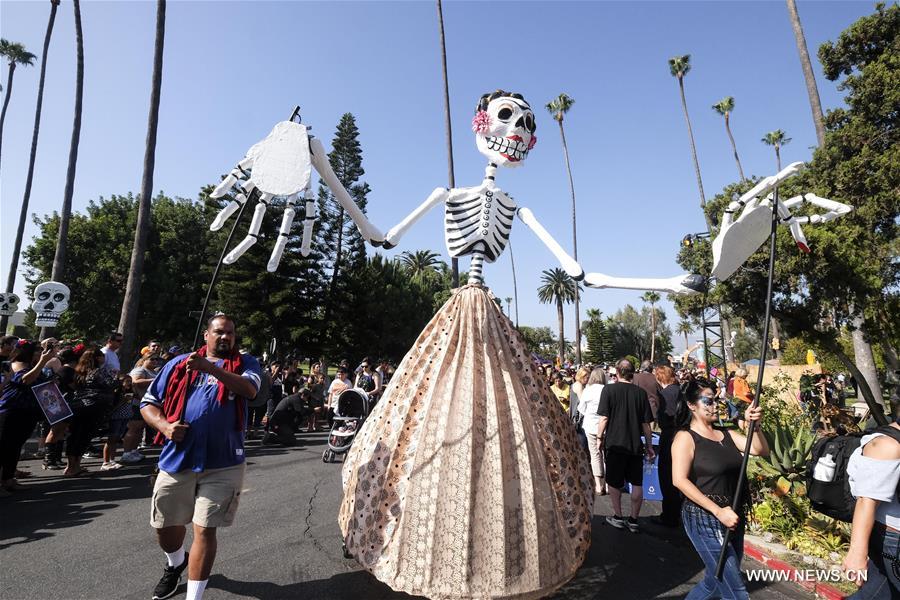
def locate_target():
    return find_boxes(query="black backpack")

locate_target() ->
[806,425,900,522]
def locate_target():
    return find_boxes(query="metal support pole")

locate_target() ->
[715,187,780,579]
[191,187,257,351]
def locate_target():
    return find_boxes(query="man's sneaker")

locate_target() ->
[605,515,627,529]
[120,450,143,464]
[152,553,189,600]
[626,517,640,533]
[83,446,101,459]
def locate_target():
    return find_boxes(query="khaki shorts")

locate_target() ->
[150,463,245,529]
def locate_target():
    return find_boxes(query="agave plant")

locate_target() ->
[754,423,816,496]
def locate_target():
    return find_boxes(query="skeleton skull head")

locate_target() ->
[473,90,537,168]
[0,292,20,317]
[31,281,70,327]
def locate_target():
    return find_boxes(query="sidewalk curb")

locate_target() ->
[744,540,848,599]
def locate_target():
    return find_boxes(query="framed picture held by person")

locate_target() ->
[32,381,73,425]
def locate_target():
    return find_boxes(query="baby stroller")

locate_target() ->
[322,388,370,463]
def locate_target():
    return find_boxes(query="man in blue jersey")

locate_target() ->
[140,314,261,600]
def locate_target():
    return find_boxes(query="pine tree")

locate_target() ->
[314,113,371,359]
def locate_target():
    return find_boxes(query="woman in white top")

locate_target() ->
[578,367,608,495]
[845,422,900,598]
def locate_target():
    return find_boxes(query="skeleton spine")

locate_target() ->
[468,252,485,285]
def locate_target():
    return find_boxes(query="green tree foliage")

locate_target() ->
[608,304,673,363]
[518,326,557,359]
[675,4,899,415]
[732,327,761,364]
[582,308,613,365]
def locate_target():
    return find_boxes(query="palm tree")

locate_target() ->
[508,238,519,327]
[668,55,712,232]
[504,297,512,316]
[400,249,440,283]
[537,268,579,364]
[1,1,59,335]
[677,319,693,351]
[0,39,37,169]
[786,0,826,147]
[118,0,165,360]
[435,0,458,288]
[762,129,791,170]
[43,0,84,338]
[642,291,661,362]
[712,96,745,182]
[545,92,582,364]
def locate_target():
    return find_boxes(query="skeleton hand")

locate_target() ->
[210,121,314,271]
[711,162,853,280]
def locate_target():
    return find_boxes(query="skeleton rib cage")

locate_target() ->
[445,186,516,262]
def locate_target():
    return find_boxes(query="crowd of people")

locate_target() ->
[1,325,897,599]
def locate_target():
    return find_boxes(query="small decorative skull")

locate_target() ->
[473,90,537,168]
[31,281,70,327]
[0,292,20,317]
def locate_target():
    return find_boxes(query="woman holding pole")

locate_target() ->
[671,380,769,599]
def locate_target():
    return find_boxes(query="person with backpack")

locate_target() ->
[843,420,900,598]
[671,379,769,600]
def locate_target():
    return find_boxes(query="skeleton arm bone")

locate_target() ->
[584,272,704,295]
[516,207,583,280]
[382,187,450,249]
[309,137,384,245]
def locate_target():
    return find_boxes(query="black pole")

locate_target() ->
[715,187,780,579]
[191,187,258,350]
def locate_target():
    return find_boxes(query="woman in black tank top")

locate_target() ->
[671,379,769,600]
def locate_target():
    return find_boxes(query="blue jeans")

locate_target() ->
[682,502,749,600]
[849,522,900,599]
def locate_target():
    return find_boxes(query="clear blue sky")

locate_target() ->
[0,1,875,351]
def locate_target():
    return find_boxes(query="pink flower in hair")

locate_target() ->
[471,111,492,134]
[527,135,537,150]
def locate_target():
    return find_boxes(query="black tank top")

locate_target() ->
[687,429,746,509]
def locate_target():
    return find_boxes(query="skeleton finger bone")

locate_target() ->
[300,188,317,257]
[268,193,300,272]
[516,207,583,280]
[211,180,257,232]
[225,192,272,264]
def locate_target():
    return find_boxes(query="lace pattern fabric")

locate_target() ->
[339,284,593,600]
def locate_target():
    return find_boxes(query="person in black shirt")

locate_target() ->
[653,365,683,527]
[597,359,655,533]
[262,390,311,446]
[672,380,768,600]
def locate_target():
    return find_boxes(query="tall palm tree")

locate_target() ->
[642,291,661,362]
[504,297,512,316]
[118,0,165,360]
[0,39,36,169]
[668,55,712,232]
[677,319,692,351]
[537,268,579,364]
[508,238,519,327]
[762,129,791,170]
[545,92,582,364]
[435,0,458,288]
[400,249,440,283]
[43,0,85,338]
[785,0,826,147]
[1,1,59,335]
[712,96,745,182]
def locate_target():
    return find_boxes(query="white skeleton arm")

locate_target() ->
[309,137,384,245]
[382,187,451,249]
[583,272,705,295]
[516,207,583,280]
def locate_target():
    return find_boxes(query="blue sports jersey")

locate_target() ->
[141,352,261,474]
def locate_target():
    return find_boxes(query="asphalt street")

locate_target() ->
[0,433,811,600]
